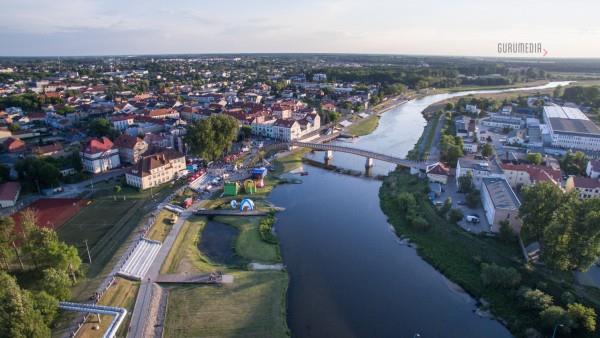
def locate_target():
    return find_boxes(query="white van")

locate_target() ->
[466,215,480,223]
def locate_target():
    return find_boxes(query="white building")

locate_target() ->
[125,150,186,190]
[587,160,600,179]
[481,177,522,233]
[456,157,504,189]
[481,113,523,130]
[543,105,600,152]
[80,137,121,173]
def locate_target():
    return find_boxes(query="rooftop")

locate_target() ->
[543,105,589,120]
[0,181,20,201]
[482,177,521,210]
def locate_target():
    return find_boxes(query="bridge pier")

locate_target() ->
[365,157,374,168]
[324,150,333,162]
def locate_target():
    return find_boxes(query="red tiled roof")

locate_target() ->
[83,137,114,154]
[0,182,20,201]
[3,137,25,152]
[500,163,561,184]
[572,176,600,189]
[427,162,450,176]
[114,134,143,149]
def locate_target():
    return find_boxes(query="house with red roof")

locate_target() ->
[3,137,26,153]
[500,163,562,189]
[0,181,20,208]
[566,176,600,200]
[80,137,121,173]
[426,162,450,185]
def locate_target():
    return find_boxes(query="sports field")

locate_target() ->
[11,198,89,233]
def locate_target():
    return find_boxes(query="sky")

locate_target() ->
[1,0,600,57]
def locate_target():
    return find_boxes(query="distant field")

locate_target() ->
[11,198,89,232]
[163,271,289,338]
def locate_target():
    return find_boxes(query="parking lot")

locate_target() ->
[435,178,492,233]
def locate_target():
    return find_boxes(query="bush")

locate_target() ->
[518,287,553,311]
[448,208,464,223]
[466,190,480,208]
[480,263,521,288]
[539,306,570,331]
[258,216,278,244]
[409,215,430,231]
[567,303,596,333]
[499,220,515,243]
[561,291,576,305]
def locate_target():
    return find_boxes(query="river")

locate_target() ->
[268,82,571,337]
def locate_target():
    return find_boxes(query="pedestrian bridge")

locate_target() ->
[288,140,431,170]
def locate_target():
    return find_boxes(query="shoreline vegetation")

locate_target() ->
[378,169,598,337]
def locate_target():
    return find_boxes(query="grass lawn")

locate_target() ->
[345,114,380,136]
[163,271,289,338]
[160,216,219,274]
[76,277,140,338]
[146,210,175,242]
[213,216,281,263]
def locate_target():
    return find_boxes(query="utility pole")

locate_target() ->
[84,239,92,264]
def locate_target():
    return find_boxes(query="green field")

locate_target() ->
[346,114,380,136]
[163,271,289,338]
[146,210,175,242]
[160,216,218,274]
[214,216,281,263]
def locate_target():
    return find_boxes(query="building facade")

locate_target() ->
[80,137,121,173]
[480,177,522,233]
[125,150,186,190]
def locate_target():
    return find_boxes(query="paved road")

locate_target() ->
[127,199,204,338]
[427,114,446,162]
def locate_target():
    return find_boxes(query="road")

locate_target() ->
[127,199,204,338]
[427,114,446,162]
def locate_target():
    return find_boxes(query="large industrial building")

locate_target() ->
[542,105,600,152]
[480,177,522,233]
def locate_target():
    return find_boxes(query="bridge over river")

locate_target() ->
[288,140,433,170]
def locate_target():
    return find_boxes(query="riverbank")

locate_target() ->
[379,169,598,337]
[158,160,293,337]
[346,114,380,137]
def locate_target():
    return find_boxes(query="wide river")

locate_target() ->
[268,82,571,338]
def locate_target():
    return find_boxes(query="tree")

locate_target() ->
[439,197,452,216]
[567,303,596,333]
[0,271,51,338]
[448,208,464,223]
[499,219,515,243]
[88,118,118,139]
[466,190,480,208]
[481,143,494,158]
[519,183,566,241]
[539,306,570,331]
[14,157,61,191]
[40,268,72,300]
[114,184,122,194]
[526,152,543,165]
[458,172,474,193]
[240,125,252,140]
[397,192,417,213]
[27,227,81,273]
[480,263,521,288]
[0,217,14,269]
[185,114,239,161]
[561,151,587,176]
[518,287,553,311]
[31,291,59,324]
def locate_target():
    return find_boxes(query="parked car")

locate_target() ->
[457,200,466,206]
[466,215,480,223]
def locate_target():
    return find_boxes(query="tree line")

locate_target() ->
[0,210,82,337]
